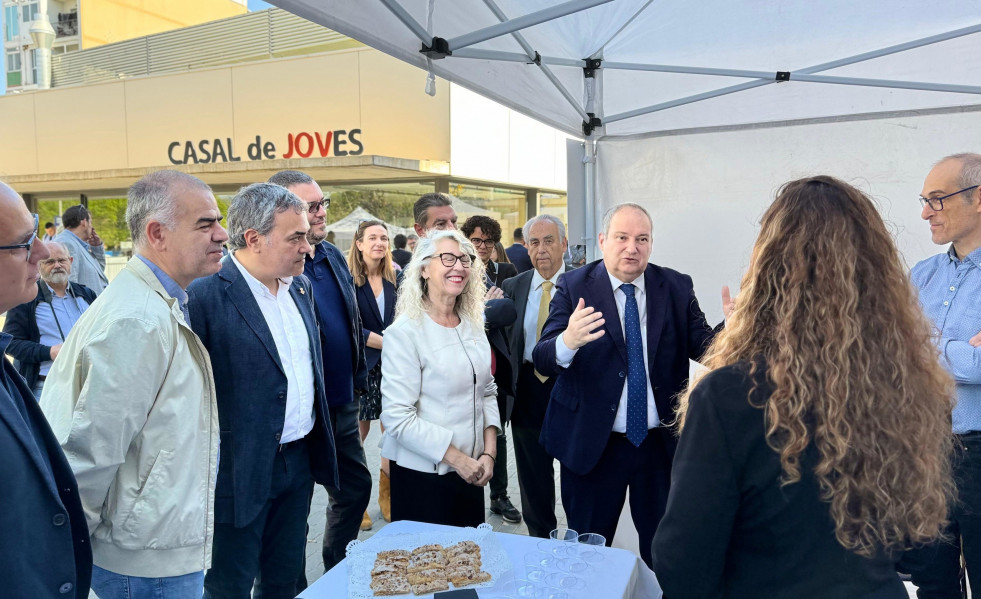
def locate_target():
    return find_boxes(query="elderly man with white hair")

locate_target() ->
[41,170,228,599]
[3,241,98,398]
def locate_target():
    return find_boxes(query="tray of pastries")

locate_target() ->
[346,525,509,598]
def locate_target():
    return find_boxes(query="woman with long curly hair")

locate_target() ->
[652,176,955,598]
[379,230,501,527]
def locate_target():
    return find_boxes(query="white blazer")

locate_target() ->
[380,313,501,475]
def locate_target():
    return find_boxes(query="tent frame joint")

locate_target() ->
[530,50,542,66]
[421,36,451,60]
[775,70,790,82]
[583,58,602,78]
[582,113,602,136]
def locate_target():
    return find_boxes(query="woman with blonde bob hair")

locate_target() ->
[379,230,501,527]
[652,176,955,599]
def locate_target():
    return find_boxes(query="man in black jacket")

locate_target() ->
[0,181,91,598]
[391,234,412,269]
[4,241,97,398]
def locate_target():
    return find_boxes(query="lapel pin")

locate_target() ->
[299,287,305,295]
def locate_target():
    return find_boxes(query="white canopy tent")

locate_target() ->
[269,1,981,565]
[325,206,415,252]
[270,1,981,325]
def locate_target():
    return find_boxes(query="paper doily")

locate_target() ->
[345,523,511,599]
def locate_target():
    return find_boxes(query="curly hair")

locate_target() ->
[677,175,955,557]
[460,215,502,243]
[348,220,396,287]
[395,230,486,330]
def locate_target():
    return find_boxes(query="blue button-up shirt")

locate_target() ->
[911,245,981,434]
[137,255,190,325]
[35,284,89,377]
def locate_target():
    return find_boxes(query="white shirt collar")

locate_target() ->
[230,252,294,298]
[531,263,566,291]
[607,270,645,295]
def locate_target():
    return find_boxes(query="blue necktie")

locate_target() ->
[621,283,648,447]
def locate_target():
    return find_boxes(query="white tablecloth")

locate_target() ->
[298,520,662,599]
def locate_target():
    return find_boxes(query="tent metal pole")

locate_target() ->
[378,0,432,45]
[604,62,774,78]
[583,138,597,263]
[589,0,655,60]
[604,22,981,125]
[452,48,586,67]
[476,0,591,121]
[791,74,981,94]
[447,0,614,51]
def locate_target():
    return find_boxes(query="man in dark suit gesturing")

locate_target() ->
[189,184,338,599]
[533,203,729,567]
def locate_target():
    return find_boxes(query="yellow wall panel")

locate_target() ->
[0,95,39,178]
[34,82,128,173]
[80,0,247,48]
[359,50,450,163]
[124,69,236,168]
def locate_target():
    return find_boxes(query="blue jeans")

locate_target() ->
[91,565,204,599]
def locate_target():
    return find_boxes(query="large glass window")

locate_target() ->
[4,5,19,40]
[447,182,526,246]
[21,2,38,24]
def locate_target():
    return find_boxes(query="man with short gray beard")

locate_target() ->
[3,241,97,398]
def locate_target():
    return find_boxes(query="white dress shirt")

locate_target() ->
[555,271,660,431]
[522,264,566,363]
[231,253,316,443]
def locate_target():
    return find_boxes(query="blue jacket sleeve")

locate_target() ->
[532,276,574,377]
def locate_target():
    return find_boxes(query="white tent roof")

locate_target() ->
[325,206,413,237]
[270,0,981,138]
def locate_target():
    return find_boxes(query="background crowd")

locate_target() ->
[0,153,979,599]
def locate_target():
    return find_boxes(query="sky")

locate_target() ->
[248,1,275,10]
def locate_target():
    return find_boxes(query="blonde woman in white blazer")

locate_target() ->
[380,230,502,527]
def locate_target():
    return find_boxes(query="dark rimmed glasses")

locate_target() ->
[0,213,39,261]
[431,252,475,268]
[469,236,496,248]
[919,185,979,211]
[306,195,331,214]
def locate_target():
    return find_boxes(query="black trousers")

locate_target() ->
[204,439,314,599]
[560,429,672,569]
[512,362,557,538]
[390,460,485,527]
[898,432,981,599]
[490,429,510,499]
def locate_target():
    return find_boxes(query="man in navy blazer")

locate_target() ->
[533,203,728,568]
[188,183,338,599]
[0,182,91,598]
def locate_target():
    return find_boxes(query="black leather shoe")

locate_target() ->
[490,496,522,523]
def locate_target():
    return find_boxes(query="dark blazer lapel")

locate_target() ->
[591,263,628,363]
[358,283,383,326]
[644,265,668,365]
[219,262,285,376]
[325,244,357,323]
[511,270,533,358]
[0,371,58,496]
[383,279,396,324]
[289,280,320,360]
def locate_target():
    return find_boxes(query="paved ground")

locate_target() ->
[303,424,569,583]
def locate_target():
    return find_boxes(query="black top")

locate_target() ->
[392,248,412,269]
[652,362,906,599]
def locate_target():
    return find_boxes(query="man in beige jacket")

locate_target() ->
[41,170,228,599]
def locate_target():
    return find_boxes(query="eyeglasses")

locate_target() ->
[469,237,496,248]
[40,257,70,266]
[430,252,475,268]
[919,185,979,211]
[0,213,39,261]
[306,196,331,214]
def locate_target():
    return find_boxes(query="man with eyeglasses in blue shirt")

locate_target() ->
[3,241,97,399]
[901,153,981,599]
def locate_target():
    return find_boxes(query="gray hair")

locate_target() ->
[127,170,210,250]
[226,183,305,251]
[42,241,68,255]
[267,170,315,189]
[522,214,567,245]
[407,233,419,241]
[601,203,653,236]
[413,192,453,227]
[939,153,981,194]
